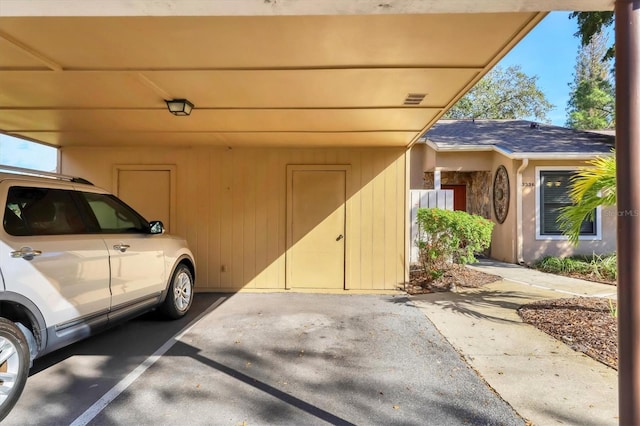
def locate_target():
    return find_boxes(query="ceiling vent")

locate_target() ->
[403,93,426,105]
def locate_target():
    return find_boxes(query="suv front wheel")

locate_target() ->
[0,318,30,421]
[161,264,194,319]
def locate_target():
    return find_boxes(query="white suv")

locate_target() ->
[0,167,196,419]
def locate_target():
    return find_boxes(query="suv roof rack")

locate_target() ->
[0,164,94,185]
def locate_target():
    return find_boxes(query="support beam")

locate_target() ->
[616,1,640,424]
[0,0,614,17]
[434,169,441,190]
[0,31,62,71]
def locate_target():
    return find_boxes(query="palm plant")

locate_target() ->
[557,150,616,245]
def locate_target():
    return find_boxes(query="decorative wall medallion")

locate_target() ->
[493,165,510,224]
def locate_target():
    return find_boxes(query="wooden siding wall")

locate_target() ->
[60,146,407,292]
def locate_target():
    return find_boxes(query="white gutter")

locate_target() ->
[516,158,529,264]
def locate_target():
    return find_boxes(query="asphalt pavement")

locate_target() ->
[5,293,524,426]
[6,259,617,425]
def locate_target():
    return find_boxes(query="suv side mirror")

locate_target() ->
[149,221,165,234]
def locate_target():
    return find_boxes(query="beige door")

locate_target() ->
[117,169,172,231]
[287,167,346,289]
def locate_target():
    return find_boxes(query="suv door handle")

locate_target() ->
[11,247,42,260]
[113,244,130,253]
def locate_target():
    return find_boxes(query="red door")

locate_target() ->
[441,184,467,212]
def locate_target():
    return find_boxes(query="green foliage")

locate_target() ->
[569,11,615,61]
[415,208,494,279]
[597,254,618,281]
[565,30,615,130]
[566,79,615,129]
[534,253,617,282]
[535,256,589,275]
[557,152,616,245]
[443,65,554,122]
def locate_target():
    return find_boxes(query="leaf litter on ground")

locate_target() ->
[408,265,618,370]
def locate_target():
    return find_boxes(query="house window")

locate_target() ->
[539,170,597,237]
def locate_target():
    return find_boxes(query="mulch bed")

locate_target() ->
[406,264,500,294]
[408,265,618,370]
[517,297,618,370]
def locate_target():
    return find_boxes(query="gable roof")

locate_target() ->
[423,120,615,158]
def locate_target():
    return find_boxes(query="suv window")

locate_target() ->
[3,187,86,236]
[81,192,149,234]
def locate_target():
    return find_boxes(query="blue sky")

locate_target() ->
[498,11,582,126]
[0,135,58,172]
[0,11,586,170]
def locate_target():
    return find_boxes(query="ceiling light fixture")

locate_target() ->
[165,99,194,116]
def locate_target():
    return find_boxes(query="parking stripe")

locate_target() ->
[69,297,227,426]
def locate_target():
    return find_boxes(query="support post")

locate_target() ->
[616,1,640,424]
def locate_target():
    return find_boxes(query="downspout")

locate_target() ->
[516,158,529,264]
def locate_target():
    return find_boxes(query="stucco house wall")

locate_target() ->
[417,152,616,265]
[60,146,408,292]
[414,143,518,262]
[431,151,494,172]
[416,120,616,266]
[520,159,617,264]
[489,157,518,263]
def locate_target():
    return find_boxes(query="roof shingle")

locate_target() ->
[424,120,615,154]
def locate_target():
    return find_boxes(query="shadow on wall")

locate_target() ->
[61,147,408,291]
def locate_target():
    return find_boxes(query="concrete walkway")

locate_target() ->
[411,259,619,426]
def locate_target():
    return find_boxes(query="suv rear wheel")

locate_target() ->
[0,318,30,421]
[161,265,194,319]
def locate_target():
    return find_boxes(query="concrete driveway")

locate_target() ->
[5,293,524,425]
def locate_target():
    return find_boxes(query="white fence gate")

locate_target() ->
[409,189,454,264]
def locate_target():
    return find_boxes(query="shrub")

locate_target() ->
[533,254,617,281]
[535,256,565,273]
[596,254,617,281]
[415,208,494,279]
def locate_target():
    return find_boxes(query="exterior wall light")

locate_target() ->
[165,99,194,116]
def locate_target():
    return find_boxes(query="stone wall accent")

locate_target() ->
[423,171,491,219]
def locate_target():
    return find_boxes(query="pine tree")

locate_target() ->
[565,30,615,130]
[569,11,614,61]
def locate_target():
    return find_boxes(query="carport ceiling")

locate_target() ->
[0,4,586,148]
